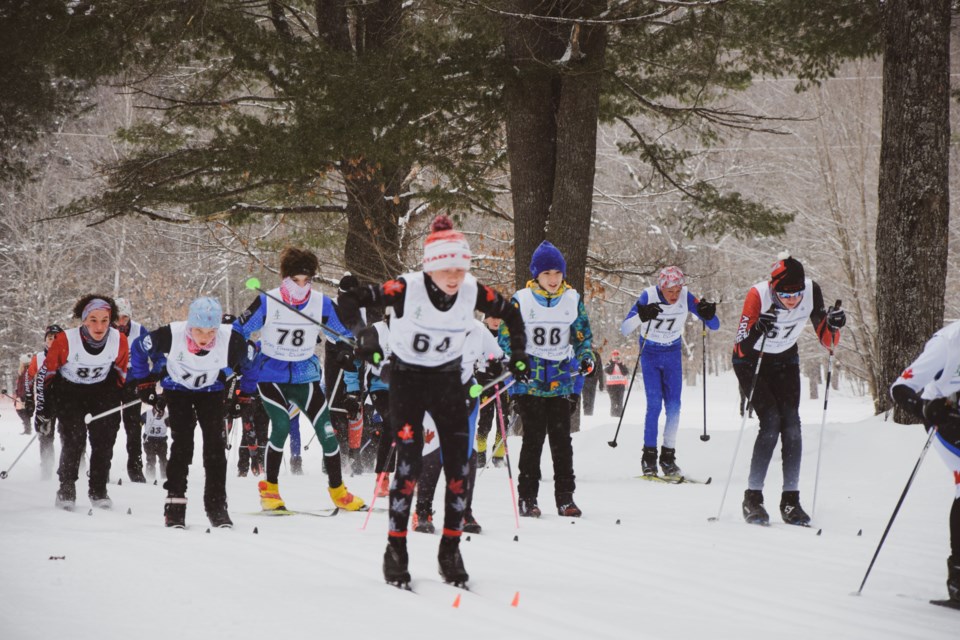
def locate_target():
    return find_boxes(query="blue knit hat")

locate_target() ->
[529,241,566,278]
[187,297,223,328]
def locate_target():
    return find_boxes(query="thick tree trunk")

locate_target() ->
[875,0,950,420]
[341,159,407,283]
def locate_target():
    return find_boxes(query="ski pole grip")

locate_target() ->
[834,299,842,310]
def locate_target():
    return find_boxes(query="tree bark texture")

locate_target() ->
[875,0,950,420]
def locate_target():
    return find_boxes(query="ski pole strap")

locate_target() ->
[84,399,141,425]
[245,279,357,348]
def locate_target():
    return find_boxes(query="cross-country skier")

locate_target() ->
[338,214,528,588]
[498,240,593,519]
[355,316,394,497]
[36,296,128,510]
[621,266,719,476]
[890,323,960,604]
[115,297,149,482]
[26,325,65,478]
[732,253,844,526]
[580,347,604,417]
[474,315,508,467]
[142,394,169,481]
[15,354,34,435]
[128,296,252,528]
[604,350,629,418]
[233,247,365,513]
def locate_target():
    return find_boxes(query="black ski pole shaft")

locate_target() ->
[709,306,775,522]
[0,432,39,479]
[700,321,710,442]
[855,426,937,595]
[608,323,652,448]
[244,278,356,347]
[812,300,841,517]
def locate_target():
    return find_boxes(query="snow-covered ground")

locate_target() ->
[1,371,956,639]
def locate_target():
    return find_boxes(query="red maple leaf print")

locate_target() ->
[383,280,405,296]
[448,478,465,495]
[901,368,913,380]
[399,480,417,496]
[482,285,496,302]
[424,429,435,444]
[397,423,414,441]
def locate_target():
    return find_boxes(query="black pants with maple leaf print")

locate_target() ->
[388,364,470,537]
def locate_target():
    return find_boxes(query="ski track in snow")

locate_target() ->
[0,371,957,639]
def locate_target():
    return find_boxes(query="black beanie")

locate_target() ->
[770,252,805,293]
[338,273,359,293]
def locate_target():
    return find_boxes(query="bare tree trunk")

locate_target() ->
[342,159,407,282]
[875,0,950,421]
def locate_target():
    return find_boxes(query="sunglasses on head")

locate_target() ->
[776,290,804,300]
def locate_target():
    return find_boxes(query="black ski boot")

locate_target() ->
[518,498,541,518]
[556,492,582,518]
[462,511,482,534]
[641,446,659,476]
[164,495,187,528]
[206,501,233,528]
[438,536,469,587]
[383,538,411,588]
[742,489,769,525]
[128,457,147,484]
[948,556,960,603]
[414,506,435,533]
[659,447,682,477]
[88,487,113,509]
[780,491,811,526]
[55,483,76,511]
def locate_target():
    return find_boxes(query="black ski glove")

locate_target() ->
[35,415,54,436]
[826,308,846,330]
[485,356,504,378]
[509,351,530,384]
[752,311,777,336]
[343,393,362,420]
[923,398,960,430]
[696,299,717,322]
[636,302,663,323]
[579,356,595,376]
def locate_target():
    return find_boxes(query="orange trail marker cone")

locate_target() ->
[452,594,461,608]
[511,592,520,607]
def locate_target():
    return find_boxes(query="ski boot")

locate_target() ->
[164,495,187,528]
[258,480,286,511]
[237,467,248,478]
[413,506,435,533]
[128,457,147,483]
[375,472,391,498]
[556,493,582,518]
[780,491,811,526]
[383,538,411,588]
[462,511,482,534]
[206,501,234,528]
[438,536,469,587]
[659,447,682,478]
[329,483,365,511]
[947,556,960,603]
[641,446,659,476]
[742,489,769,525]
[518,498,541,518]
[290,455,303,476]
[55,483,76,511]
[88,487,113,510]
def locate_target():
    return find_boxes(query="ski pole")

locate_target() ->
[244,278,356,347]
[478,379,516,409]
[494,385,521,529]
[0,433,39,478]
[700,320,710,442]
[607,323,652,448]
[469,370,512,399]
[304,368,344,451]
[709,306,775,522]
[361,439,396,531]
[84,399,141,425]
[811,300,842,517]
[855,426,937,595]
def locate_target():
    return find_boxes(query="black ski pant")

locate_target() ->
[608,385,626,417]
[39,421,58,479]
[238,396,268,473]
[16,408,32,433]
[56,381,121,495]
[144,437,168,478]
[951,498,960,558]
[371,391,396,474]
[121,401,143,470]
[163,389,228,512]
[388,366,470,537]
[582,376,599,416]
[734,357,803,493]
[514,394,576,505]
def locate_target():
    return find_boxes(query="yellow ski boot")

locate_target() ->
[258,480,286,511]
[329,483,366,511]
